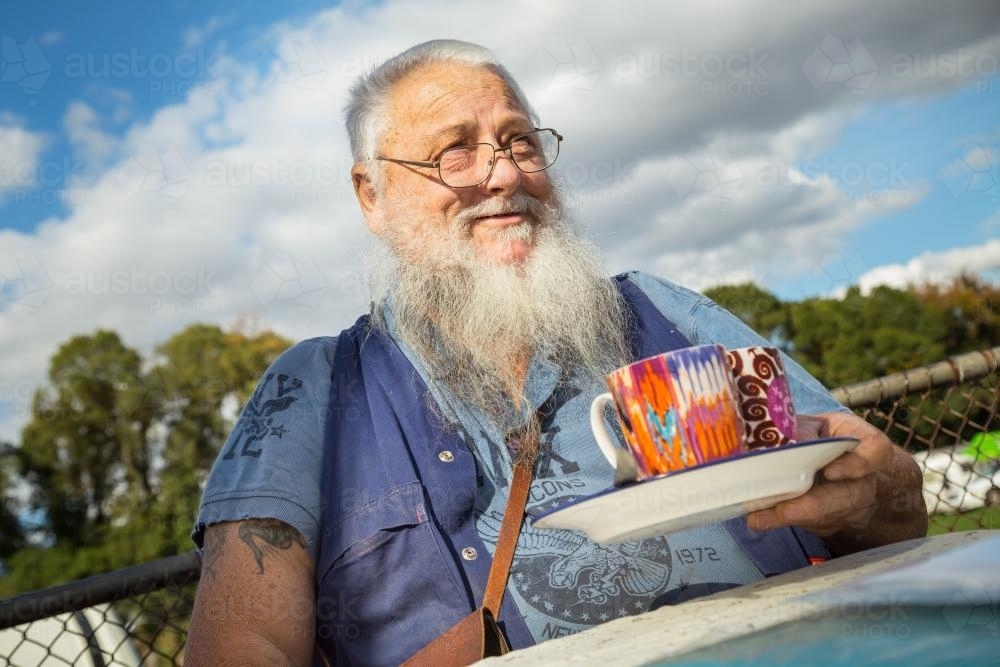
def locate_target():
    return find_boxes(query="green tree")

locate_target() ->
[2,324,291,594]
[18,331,146,550]
[789,285,948,387]
[915,273,1000,354]
[0,441,25,563]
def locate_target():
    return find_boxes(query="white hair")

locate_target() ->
[344,40,538,189]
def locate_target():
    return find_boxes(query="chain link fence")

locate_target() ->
[831,345,1000,533]
[2,346,998,665]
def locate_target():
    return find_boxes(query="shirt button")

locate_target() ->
[461,547,478,561]
[438,450,455,463]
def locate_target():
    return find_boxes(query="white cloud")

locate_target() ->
[181,14,231,50]
[64,100,119,164]
[856,240,1000,293]
[0,120,47,195]
[1,0,999,444]
[977,210,1000,236]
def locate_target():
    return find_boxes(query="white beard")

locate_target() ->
[366,190,631,440]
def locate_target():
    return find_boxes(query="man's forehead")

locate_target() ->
[384,62,530,142]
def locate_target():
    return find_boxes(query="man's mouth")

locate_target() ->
[475,212,525,227]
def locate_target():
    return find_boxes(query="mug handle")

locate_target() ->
[590,393,624,468]
[590,393,640,483]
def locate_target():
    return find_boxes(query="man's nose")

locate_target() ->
[483,148,522,196]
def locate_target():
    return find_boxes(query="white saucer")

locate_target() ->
[533,437,860,543]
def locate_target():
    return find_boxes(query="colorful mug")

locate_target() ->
[726,346,798,450]
[590,344,746,480]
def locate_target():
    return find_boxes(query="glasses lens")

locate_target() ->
[439,144,493,188]
[511,129,560,173]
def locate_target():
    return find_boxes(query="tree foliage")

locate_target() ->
[0,324,290,595]
[1,274,997,594]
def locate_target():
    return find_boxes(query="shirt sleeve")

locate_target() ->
[626,271,848,416]
[192,336,336,564]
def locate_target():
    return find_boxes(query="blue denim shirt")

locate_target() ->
[194,272,845,665]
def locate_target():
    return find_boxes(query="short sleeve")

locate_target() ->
[625,272,848,416]
[192,336,337,564]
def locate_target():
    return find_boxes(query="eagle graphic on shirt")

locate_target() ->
[481,511,671,606]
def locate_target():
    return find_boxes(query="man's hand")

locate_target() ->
[745,411,928,556]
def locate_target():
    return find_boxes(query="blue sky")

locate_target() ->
[1,0,999,443]
[778,82,999,299]
[4,1,997,293]
[2,0,332,230]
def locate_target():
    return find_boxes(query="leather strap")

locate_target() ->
[481,417,540,616]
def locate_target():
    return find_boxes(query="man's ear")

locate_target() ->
[352,164,384,235]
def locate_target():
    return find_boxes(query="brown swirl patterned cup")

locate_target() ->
[726,346,798,450]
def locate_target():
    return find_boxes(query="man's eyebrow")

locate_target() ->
[426,115,535,146]
[427,121,477,144]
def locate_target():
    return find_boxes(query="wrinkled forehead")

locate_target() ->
[381,61,531,150]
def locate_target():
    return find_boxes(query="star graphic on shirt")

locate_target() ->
[531,595,541,603]
[633,601,645,610]
[544,601,555,612]
[617,608,629,617]
[562,610,572,618]
[581,613,590,621]
[599,613,609,621]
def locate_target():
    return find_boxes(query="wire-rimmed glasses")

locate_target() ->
[376,128,563,188]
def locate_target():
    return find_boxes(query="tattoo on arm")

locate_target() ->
[238,519,308,574]
[200,526,228,581]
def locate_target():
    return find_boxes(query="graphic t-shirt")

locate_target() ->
[194,272,847,645]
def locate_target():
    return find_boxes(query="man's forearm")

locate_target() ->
[823,446,928,557]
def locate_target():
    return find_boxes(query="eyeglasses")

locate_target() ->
[376,128,563,188]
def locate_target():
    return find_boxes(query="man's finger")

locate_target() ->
[823,435,894,480]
